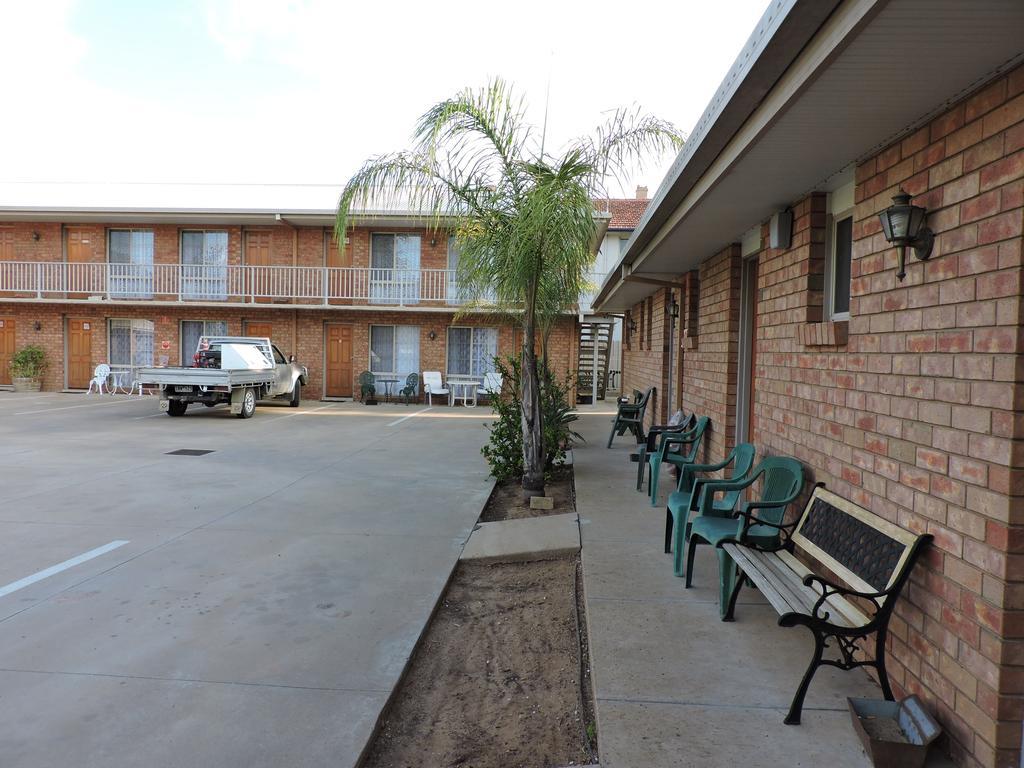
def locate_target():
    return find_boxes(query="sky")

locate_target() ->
[0,0,770,205]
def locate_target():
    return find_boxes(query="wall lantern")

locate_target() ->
[878,189,933,281]
[627,317,637,336]
[34,321,42,331]
[669,296,680,320]
[31,231,40,241]
[428,330,437,341]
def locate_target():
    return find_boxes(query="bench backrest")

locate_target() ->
[793,486,924,595]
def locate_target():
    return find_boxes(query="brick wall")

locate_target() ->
[622,288,671,431]
[657,66,1024,768]
[680,245,741,463]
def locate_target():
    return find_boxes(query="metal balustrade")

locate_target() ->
[0,262,499,307]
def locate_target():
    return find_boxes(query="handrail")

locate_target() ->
[0,261,490,306]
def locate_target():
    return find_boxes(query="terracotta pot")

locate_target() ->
[12,377,41,392]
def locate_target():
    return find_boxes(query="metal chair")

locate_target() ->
[399,373,419,405]
[86,364,111,394]
[358,371,376,402]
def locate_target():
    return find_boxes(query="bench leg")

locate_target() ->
[875,628,895,701]
[722,570,744,622]
[664,509,673,554]
[786,631,826,725]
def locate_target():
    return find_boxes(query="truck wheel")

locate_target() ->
[289,381,301,408]
[237,387,256,419]
[167,400,188,417]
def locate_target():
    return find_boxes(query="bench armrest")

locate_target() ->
[802,574,887,623]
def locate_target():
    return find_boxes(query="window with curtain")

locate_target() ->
[181,231,229,300]
[181,320,229,364]
[447,236,465,305]
[370,233,420,304]
[109,319,154,372]
[108,230,154,298]
[369,325,420,380]
[447,327,498,377]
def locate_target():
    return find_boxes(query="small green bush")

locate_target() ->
[481,355,583,482]
[9,345,47,379]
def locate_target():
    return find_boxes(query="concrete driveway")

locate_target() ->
[0,392,493,767]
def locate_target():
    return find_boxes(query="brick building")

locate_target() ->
[592,2,1024,766]
[0,185,586,399]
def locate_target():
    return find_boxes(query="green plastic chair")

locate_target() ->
[358,371,376,402]
[399,373,419,405]
[607,387,654,448]
[647,416,710,505]
[685,456,805,618]
[666,443,756,578]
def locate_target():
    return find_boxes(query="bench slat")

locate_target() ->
[725,544,810,617]
[724,544,863,629]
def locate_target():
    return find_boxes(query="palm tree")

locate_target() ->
[336,79,682,496]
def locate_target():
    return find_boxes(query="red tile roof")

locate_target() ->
[594,198,650,230]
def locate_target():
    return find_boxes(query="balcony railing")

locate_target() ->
[0,262,486,307]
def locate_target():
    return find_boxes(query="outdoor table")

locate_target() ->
[446,375,481,406]
[375,376,399,403]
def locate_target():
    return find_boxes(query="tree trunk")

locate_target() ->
[521,290,545,498]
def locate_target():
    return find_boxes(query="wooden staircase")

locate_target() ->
[577,321,613,402]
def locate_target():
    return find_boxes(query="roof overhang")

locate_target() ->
[595,0,1024,312]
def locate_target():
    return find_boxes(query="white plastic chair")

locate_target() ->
[86,364,111,394]
[477,372,503,400]
[422,371,450,406]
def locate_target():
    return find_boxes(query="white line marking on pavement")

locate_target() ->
[13,399,142,416]
[0,540,130,598]
[387,406,432,427]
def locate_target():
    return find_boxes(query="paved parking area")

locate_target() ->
[0,392,493,767]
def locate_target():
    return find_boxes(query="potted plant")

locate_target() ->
[9,345,47,392]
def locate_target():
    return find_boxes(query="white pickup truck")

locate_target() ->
[137,336,308,419]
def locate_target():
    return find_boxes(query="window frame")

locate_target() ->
[107,318,155,372]
[369,324,420,377]
[180,319,229,363]
[107,229,155,298]
[445,325,498,378]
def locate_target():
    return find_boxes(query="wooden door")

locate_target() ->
[66,228,93,299]
[0,229,14,298]
[326,231,352,304]
[325,324,353,397]
[0,317,15,386]
[67,318,93,389]
[246,231,272,303]
[245,321,273,340]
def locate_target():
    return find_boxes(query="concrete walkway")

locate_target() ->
[573,408,952,767]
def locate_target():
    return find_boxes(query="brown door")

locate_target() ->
[0,229,14,298]
[246,231,272,303]
[325,324,353,397]
[66,228,94,299]
[326,231,352,305]
[245,321,273,340]
[67,318,93,389]
[0,317,15,386]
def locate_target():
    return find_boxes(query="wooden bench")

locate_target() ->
[718,484,931,725]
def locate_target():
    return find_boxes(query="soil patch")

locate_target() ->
[480,466,574,522]
[361,556,597,768]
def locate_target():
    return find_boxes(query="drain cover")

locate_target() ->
[166,449,215,456]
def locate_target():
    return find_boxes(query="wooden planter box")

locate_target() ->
[12,377,41,392]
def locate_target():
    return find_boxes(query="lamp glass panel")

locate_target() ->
[889,209,911,239]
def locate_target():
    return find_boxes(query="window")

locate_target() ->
[181,320,228,363]
[447,327,498,377]
[181,231,229,300]
[370,233,420,304]
[109,230,154,298]
[109,319,154,372]
[826,181,854,320]
[369,325,420,379]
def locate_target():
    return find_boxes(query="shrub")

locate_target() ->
[9,345,47,379]
[481,355,583,482]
